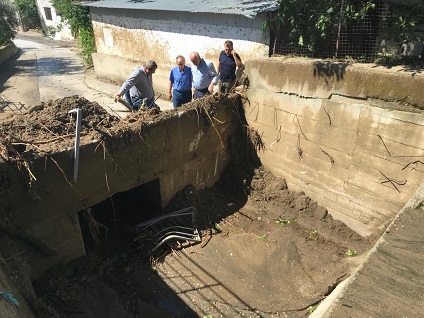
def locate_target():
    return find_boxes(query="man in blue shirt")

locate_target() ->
[168,55,192,108]
[217,40,244,93]
[190,52,218,99]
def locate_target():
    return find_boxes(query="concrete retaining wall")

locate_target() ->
[244,57,424,236]
[0,97,238,277]
[92,52,172,97]
[0,42,18,64]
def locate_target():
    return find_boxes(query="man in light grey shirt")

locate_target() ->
[114,60,157,110]
[190,52,218,99]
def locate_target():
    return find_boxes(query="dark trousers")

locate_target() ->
[125,92,154,110]
[219,80,236,93]
[193,87,210,99]
[173,89,192,108]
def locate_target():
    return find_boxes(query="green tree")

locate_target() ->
[51,0,95,65]
[14,0,41,29]
[0,0,19,45]
[263,0,341,53]
[263,0,375,56]
[383,1,424,43]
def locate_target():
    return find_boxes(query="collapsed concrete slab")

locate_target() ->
[0,94,239,277]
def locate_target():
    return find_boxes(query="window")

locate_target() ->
[44,7,52,21]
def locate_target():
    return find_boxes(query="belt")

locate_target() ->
[174,89,191,93]
[130,95,146,100]
[195,87,209,93]
[221,79,235,83]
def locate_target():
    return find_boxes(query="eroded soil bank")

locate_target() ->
[32,165,375,318]
[0,96,376,317]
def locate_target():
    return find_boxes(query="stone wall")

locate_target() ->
[243,57,424,236]
[0,42,18,65]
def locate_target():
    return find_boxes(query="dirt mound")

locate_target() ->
[0,94,227,158]
[0,96,119,154]
[32,163,375,317]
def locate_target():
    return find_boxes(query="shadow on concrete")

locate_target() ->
[0,50,84,97]
[371,61,424,75]
[35,56,84,76]
[312,61,350,81]
[0,49,30,90]
[162,251,266,318]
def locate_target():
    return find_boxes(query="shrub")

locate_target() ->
[0,1,19,45]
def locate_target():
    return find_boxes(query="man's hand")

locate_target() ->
[168,91,172,100]
[114,94,120,103]
[208,82,214,94]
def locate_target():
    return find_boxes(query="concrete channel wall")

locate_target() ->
[243,57,424,236]
[0,98,238,278]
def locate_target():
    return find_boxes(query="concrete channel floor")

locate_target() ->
[1,31,424,317]
[312,182,424,317]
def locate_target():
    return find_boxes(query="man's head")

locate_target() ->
[190,52,201,66]
[145,60,157,75]
[176,55,185,71]
[224,40,234,56]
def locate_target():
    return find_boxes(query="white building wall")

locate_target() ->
[90,9,270,69]
[35,0,73,41]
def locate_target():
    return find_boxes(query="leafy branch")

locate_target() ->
[51,0,95,65]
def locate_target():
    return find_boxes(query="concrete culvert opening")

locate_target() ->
[78,178,162,256]
[0,83,422,318]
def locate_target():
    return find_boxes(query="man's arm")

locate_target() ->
[207,61,218,93]
[114,68,140,102]
[234,52,244,69]
[168,70,174,100]
[168,80,173,100]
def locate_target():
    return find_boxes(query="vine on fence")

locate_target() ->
[263,0,424,63]
[263,0,375,55]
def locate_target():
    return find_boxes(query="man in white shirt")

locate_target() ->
[190,52,218,99]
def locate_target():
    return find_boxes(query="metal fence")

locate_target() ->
[0,95,27,114]
[272,1,423,63]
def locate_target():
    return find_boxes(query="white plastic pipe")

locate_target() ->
[68,108,82,183]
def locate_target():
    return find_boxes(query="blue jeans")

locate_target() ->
[126,93,155,110]
[124,91,132,107]
[131,97,153,110]
[173,90,192,108]
[219,80,236,93]
[193,87,209,99]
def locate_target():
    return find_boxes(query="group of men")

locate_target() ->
[114,40,244,110]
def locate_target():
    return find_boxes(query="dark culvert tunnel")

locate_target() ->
[78,178,162,256]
